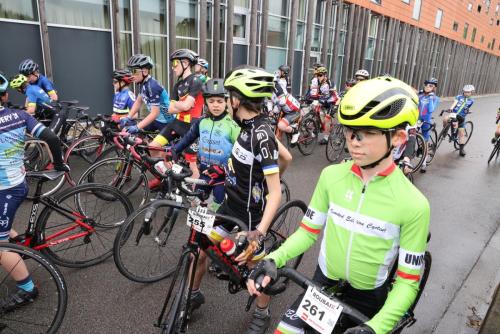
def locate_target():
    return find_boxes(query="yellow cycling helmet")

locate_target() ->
[314,67,328,75]
[339,76,419,129]
[224,66,274,99]
[10,74,28,89]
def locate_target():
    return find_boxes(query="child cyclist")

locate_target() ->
[171,78,240,212]
[111,69,136,122]
[0,72,68,311]
[18,59,58,101]
[491,107,500,143]
[189,66,291,334]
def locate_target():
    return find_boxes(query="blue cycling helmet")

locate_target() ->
[0,73,8,93]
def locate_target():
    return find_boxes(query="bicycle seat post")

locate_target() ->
[33,178,45,200]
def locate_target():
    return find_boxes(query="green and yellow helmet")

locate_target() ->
[223,66,274,99]
[338,76,419,129]
[9,74,28,89]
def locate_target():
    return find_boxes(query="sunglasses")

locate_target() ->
[171,59,180,67]
[132,68,144,74]
[317,74,325,77]
[343,126,385,141]
[113,79,119,84]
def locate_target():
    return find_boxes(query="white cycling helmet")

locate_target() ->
[463,84,475,92]
[355,69,370,79]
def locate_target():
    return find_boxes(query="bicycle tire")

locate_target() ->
[113,201,185,283]
[0,243,67,334]
[487,141,500,164]
[454,121,473,149]
[426,128,438,165]
[408,133,427,174]
[325,124,346,163]
[35,183,133,268]
[162,254,193,334]
[77,156,149,207]
[297,115,319,156]
[265,200,307,284]
[280,178,291,205]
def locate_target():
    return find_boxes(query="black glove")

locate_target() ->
[343,324,376,334]
[53,162,70,173]
[248,259,277,291]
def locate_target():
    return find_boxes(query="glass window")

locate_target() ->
[463,23,468,38]
[311,26,321,52]
[140,1,166,34]
[371,0,382,4]
[119,32,132,68]
[480,35,484,43]
[140,35,167,84]
[0,0,38,21]
[452,21,459,31]
[235,0,249,8]
[176,38,198,53]
[265,48,286,73]
[269,0,288,16]
[220,7,226,40]
[118,0,131,31]
[412,0,422,20]
[298,0,307,21]
[233,13,247,39]
[176,0,198,38]
[467,3,472,11]
[435,9,443,29]
[267,16,287,48]
[314,0,323,24]
[402,0,410,4]
[46,0,110,29]
[207,2,213,39]
[471,27,476,42]
[296,22,305,49]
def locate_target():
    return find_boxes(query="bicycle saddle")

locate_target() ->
[26,170,65,181]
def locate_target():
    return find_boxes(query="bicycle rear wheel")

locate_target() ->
[325,124,346,163]
[160,253,193,334]
[265,200,307,284]
[487,141,500,164]
[297,116,319,156]
[454,121,474,149]
[280,178,291,206]
[35,183,133,268]
[426,128,438,165]
[408,133,427,174]
[113,201,187,283]
[0,244,67,334]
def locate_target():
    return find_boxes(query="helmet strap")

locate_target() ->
[360,131,394,170]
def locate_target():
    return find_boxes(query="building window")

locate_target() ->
[463,23,468,39]
[267,16,288,48]
[298,0,307,21]
[435,9,443,29]
[490,17,494,24]
[269,0,288,17]
[402,0,410,4]
[46,0,111,29]
[0,0,38,21]
[492,38,496,50]
[452,21,459,31]
[477,4,482,12]
[234,0,249,8]
[496,3,500,15]
[471,27,476,42]
[497,19,500,25]
[176,0,198,38]
[467,3,473,11]
[481,35,484,43]
[233,13,247,38]
[364,15,379,73]
[314,0,324,24]
[412,0,422,20]
[371,0,382,5]
[140,0,166,35]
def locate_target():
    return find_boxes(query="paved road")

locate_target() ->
[14,95,500,333]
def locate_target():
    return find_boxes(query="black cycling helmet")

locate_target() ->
[202,78,227,98]
[346,78,357,86]
[113,69,133,84]
[169,49,199,65]
[19,59,39,75]
[278,65,290,75]
[127,54,154,69]
[0,72,8,94]
[424,77,438,87]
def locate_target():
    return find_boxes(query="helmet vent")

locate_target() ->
[371,98,406,120]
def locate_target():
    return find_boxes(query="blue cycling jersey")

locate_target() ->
[113,88,136,114]
[140,76,173,124]
[0,107,46,189]
[25,84,51,108]
[33,74,56,95]
[418,92,439,118]
[452,95,474,117]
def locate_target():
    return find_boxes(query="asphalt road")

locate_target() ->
[13,95,500,334]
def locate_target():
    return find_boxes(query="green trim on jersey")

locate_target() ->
[266,161,430,334]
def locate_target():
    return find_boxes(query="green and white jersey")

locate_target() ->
[267,161,430,334]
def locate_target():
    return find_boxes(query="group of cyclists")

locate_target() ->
[0,46,483,334]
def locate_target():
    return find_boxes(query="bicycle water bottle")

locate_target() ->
[154,161,169,176]
[220,238,236,256]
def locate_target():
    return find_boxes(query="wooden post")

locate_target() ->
[302,0,316,94]
[131,0,140,54]
[321,0,333,65]
[213,0,221,77]
[38,0,53,80]
[111,0,121,68]
[287,0,299,78]
[200,0,207,57]
[168,0,176,90]
[226,0,234,70]
[260,0,269,68]
[248,0,258,66]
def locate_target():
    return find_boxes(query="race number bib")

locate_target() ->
[186,206,215,235]
[172,163,183,174]
[297,286,343,334]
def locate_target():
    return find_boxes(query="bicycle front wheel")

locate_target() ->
[325,124,346,163]
[0,244,67,333]
[113,201,187,283]
[426,128,438,165]
[297,116,319,156]
[454,121,474,149]
[408,133,427,174]
[35,183,133,268]
[487,141,500,164]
